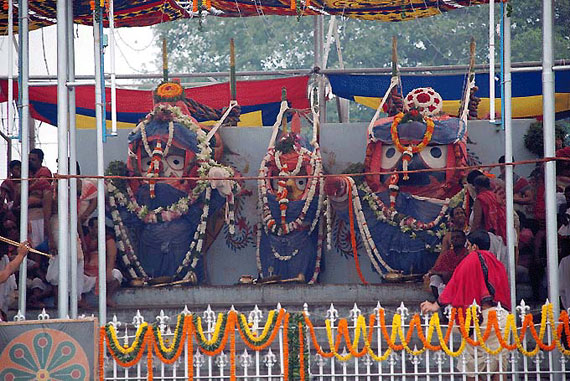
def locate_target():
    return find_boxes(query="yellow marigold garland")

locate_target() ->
[390,112,435,154]
[98,304,570,379]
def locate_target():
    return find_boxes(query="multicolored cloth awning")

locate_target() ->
[0,0,495,35]
[0,76,310,128]
[327,69,570,120]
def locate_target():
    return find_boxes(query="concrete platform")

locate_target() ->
[13,282,535,322]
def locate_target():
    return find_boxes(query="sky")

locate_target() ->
[0,23,159,178]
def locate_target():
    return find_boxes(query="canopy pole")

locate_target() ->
[314,15,325,128]
[94,3,108,325]
[109,0,118,136]
[503,8,516,314]
[17,0,30,319]
[56,0,70,318]
[67,0,79,318]
[489,0,495,122]
[542,0,559,313]
[7,0,14,137]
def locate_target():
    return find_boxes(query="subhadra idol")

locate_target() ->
[106,81,240,285]
[325,87,469,278]
[256,100,326,284]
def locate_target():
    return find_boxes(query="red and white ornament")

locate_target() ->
[404,87,443,117]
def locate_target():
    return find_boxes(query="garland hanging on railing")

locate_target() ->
[99,303,570,380]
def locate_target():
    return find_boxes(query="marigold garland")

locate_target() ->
[298,322,305,381]
[390,111,435,154]
[99,304,570,380]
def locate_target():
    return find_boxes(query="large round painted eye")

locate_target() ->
[381,145,402,169]
[165,155,185,171]
[295,178,307,191]
[419,145,448,169]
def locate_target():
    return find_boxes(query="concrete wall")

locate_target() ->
[76,119,536,285]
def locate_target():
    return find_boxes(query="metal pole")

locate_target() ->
[56,0,70,318]
[7,0,14,137]
[542,0,559,313]
[314,15,326,127]
[109,0,118,136]
[93,5,108,324]
[67,0,79,318]
[17,0,30,318]
[503,10,516,313]
[488,0,495,122]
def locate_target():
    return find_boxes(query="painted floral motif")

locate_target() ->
[0,329,89,380]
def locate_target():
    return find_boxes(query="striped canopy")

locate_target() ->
[0,0,495,35]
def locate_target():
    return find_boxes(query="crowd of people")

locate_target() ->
[0,149,122,319]
[424,155,570,314]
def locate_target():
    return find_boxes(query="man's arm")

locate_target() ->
[470,199,483,231]
[0,242,29,283]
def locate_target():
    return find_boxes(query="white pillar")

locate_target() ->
[93,6,108,324]
[503,10,517,313]
[17,0,30,318]
[542,0,559,314]
[67,0,79,318]
[489,0,496,122]
[56,0,70,318]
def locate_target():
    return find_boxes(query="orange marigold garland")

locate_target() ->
[298,322,305,381]
[147,339,153,381]
[230,317,236,381]
[187,318,194,381]
[283,313,290,381]
[99,327,106,381]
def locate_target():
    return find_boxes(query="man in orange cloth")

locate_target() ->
[420,230,510,380]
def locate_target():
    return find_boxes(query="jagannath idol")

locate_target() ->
[106,81,240,285]
[256,97,326,283]
[325,87,472,278]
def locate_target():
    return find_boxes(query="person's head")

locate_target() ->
[8,160,21,178]
[449,206,466,226]
[466,230,491,251]
[473,175,491,193]
[450,230,467,250]
[497,155,514,177]
[565,185,570,204]
[466,170,484,185]
[29,148,45,172]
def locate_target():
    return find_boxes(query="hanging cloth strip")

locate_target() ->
[206,100,240,142]
[367,76,400,142]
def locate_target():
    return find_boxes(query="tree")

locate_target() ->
[152,1,570,121]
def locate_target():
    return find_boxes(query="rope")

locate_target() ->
[367,76,399,141]
[25,156,566,183]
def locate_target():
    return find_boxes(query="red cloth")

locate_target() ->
[534,183,546,221]
[430,247,468,276]
[476,189,507,242]
[439,250,511,310]
[29,166,53,194]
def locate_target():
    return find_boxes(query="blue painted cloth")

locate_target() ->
[118,182,225,280]
[259,193,320,282]
[336,190,441,275]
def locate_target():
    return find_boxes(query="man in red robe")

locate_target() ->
[420,230,510,380]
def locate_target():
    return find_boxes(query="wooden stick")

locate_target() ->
[391,36,398,77]
[229,38,237,101]
[0,235,52,258]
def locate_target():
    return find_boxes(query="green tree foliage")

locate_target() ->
[153,0,569,121]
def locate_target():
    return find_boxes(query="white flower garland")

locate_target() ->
[106,104,238,281]
[272,248,299,261]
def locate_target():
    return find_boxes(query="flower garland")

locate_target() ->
[109,103,238,281]
[391,111,435,179]
[256,139,326,282]
[99,304,570,380]
[390,111,435,154]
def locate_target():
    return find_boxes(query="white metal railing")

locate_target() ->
[22,300,570,380]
